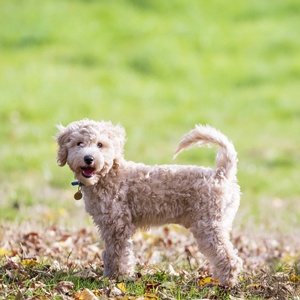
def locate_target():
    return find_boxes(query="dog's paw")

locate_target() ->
[216,256,243,286]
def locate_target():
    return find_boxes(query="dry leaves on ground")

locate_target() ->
[0,223,300,299]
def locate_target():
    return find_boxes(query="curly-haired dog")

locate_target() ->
[56,119,242,286]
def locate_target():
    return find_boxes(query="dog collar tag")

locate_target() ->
[74,183,83,200]
[74,191,82,200]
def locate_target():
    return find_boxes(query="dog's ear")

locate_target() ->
[55,124,70,167]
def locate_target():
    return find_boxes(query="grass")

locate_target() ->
[1,255,300,299]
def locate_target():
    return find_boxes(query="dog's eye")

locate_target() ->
[97,142,103,148]
[77,142,83,147]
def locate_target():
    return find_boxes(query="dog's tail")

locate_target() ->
[173,125,237,180]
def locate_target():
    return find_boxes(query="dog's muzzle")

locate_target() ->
[81,155,95,178]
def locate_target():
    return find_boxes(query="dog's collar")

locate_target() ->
[71,181,85,186]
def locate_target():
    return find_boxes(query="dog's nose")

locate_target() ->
[84,155,94,165]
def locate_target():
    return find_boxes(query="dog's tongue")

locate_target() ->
[82,167,95,177]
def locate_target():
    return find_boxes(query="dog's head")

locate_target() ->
[55,119,126,186]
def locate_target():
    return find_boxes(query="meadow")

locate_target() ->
[0,0,300,298]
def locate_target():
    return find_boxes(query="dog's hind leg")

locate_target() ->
[191,223,242,286]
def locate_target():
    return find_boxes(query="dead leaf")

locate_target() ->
[145,281,161,292]
[4,256,19,269]
[5,269,23,280]
[73,288,98,300]
[116,295,138,300]
[198,277,219,287]
[111,286,123,296]
[92,289,110,299]
[0,248,11,256]
[55,281,75,294]
[290,274,300,282]
[75,268,98,278]
[117,282,127,293]
[143,293,158,299]
[247,283,260,288]
[168,264,179,276]
[31,280,46,289]
[21,260,38,267]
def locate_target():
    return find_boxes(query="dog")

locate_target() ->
[56,119,242,285]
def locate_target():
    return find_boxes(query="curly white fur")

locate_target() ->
[56,119,242,286]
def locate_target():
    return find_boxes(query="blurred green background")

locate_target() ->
[1,0,299,232]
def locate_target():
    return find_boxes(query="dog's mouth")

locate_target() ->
[81,167,96,178]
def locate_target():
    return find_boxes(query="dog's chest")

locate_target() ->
[82,185,118,216]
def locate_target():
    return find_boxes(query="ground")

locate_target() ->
[1,224,300,299]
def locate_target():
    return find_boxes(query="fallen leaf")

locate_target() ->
[143,293,158,299]
[144,281,161,293]
[117,295,138,300]
[73,288,98,300]
[21,260,38,267]
[290,274,300,282]
[117,282,127,293]
[32,280,46,289]
[111,286,123,296]
[198,277,219,287]
[0,248,12,256]
[4,256,19,269]
[247,283,260,288]
[75,268,98,278]
[55,281,75,294]
[168,264,179,276]
[92,287,110,297]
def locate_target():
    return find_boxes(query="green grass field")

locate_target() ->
[1,0,300,298]
[1,0,299,231]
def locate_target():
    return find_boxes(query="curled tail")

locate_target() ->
[174,125,237,180]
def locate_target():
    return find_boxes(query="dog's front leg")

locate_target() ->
[101,223,136,278]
